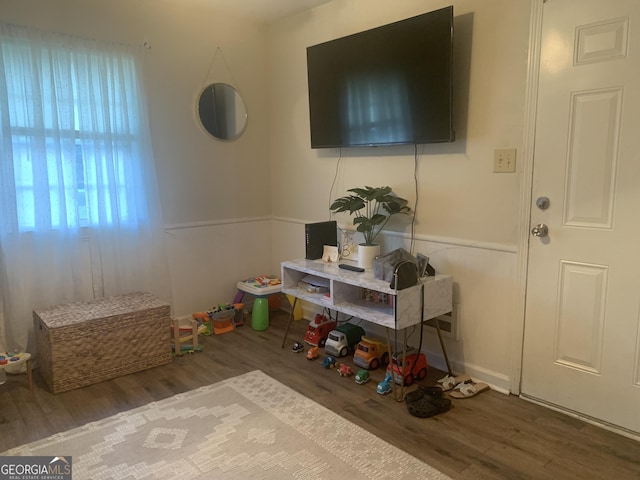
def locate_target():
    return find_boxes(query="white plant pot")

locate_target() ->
[358,244,380,269]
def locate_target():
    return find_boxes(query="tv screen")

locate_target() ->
[306,6,454,149]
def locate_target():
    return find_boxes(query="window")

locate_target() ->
[0,24,172,354]
[1,25,147,232]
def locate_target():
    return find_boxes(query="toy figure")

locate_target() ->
[355,369,370,385]
[322,355,337,369]
[377,371,393,395]
[306,346,319,360]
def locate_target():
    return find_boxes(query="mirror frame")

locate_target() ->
[196,82,248,141]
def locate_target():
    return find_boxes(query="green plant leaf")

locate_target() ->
[329,186,412,245]
[329,195,365,214]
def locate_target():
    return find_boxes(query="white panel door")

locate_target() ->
[522,0,640,435]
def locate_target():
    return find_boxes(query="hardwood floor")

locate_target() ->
[1,310,639,479]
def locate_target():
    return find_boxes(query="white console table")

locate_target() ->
[280,258,453,346]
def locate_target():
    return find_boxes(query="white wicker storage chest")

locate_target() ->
[33,292,171,394]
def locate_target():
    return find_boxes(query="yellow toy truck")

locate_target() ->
[353,336,390,370]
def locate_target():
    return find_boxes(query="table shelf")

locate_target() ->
[281,259,452,330]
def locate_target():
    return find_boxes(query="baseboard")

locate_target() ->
[425,355,512,395]
[520,394,640,442]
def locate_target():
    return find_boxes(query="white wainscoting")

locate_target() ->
[162,216,520,393]
[164,217,273,317]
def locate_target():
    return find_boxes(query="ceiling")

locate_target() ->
[155,0,335,23]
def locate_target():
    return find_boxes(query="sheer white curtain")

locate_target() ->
[0,23,172,353]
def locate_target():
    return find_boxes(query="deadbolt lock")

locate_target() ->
[536,196,550,210]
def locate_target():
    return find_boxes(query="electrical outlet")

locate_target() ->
[493,148,517,173]
[424,304,460,340]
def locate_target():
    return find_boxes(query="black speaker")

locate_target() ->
[305,221,337,260]
[389,261,418,290]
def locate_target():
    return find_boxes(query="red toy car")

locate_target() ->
[337,364,353,377]
[304,314,337,347]
[389,348,427,386]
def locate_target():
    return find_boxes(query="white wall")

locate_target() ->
[2,0,533,392]
[267,0,531,391]
[1,0,275,315]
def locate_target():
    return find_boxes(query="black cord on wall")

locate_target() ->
[410,143,419,255]
[328,147,343,219]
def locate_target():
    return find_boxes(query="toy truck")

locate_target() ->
[377,371,393,395]
[355,369,370,385]
[306,346,320,360]
[337,364,353,377]
[304,314,337,347]
[322,355,337,369]
[388,348,428,386]
[324,323,365,357]
[353,337,390,370]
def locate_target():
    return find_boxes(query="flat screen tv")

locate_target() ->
[306,6,454,149]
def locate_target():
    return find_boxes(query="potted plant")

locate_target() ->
[329,186,411,268]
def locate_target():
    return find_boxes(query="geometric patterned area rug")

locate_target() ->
[2,370,452,479]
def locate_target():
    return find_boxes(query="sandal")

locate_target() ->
[404,385,443,403]
[405,388,451,418]
[449,381,490,399]
[437,373,471,392]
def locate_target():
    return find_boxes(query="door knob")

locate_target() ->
[531,224,549,237]
[536,196,550,210]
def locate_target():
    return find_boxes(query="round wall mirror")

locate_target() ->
[197,83,247,140]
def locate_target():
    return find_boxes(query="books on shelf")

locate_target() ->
[362,288,394,307]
